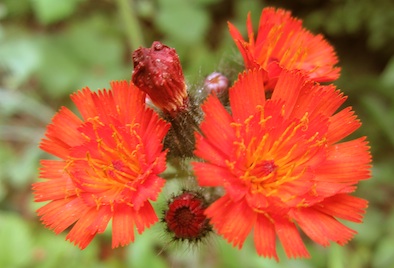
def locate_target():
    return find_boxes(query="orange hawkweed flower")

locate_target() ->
[193,69,371,260]
[33,81,170,249]
[228,8,340,87]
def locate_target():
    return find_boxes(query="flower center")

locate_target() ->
[174,207,195,227]
[65,118,145,205]
[253,160,277,178]
[231,111,326,198]
[245,158,280,194]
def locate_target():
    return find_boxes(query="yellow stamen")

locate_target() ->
[62,117,152,206]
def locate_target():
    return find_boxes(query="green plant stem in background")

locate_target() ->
[328,244,345,268]
[115,0,145,51]
[362,96,394,148]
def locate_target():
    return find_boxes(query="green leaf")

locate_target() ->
[126,227,167,268]
[0,33,41,88]
[372,235,394,268]
[189,45,217,73]
[233,0,265,30]
[30,0,84,25]
[0,143,13,202]
[36,15,128,98]
[8,145,42,189]
[0,88,55,122]
[1,0,31,18]
[35,39,83,98]
[350,208,384,245]
[32,229,99,268]
[361,95,394,147]
[195,0,222,5]
[327,243,346,268]
[381,56,394,89]
[0,212,33,267]
[155,0,210,44]
[0,142,16,173]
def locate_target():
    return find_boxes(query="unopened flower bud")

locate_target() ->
[203,72,229,94]
[132,41,188,115]
[163,191,212,242]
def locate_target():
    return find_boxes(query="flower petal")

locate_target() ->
[70,87,97,121]
[131,175,165,210]
[192,162,229,186]
[199,95,235,156]
[291,207,357,246]
[254,214,278,260]
[66,207,106,249]
[33,160,75,201]
[133,201,158,234]
[275,217,310,258]
[112,80,145,124]
[229,69,266,123]
[206,196,256,249]
[40,107,85,158]
[315,194,368,223]
[112,204,136,248]
[327,107,361,144]
[194,132,231,167]
[315,137,371,183]
[37,197,89,234]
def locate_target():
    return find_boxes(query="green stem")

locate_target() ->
[328,244,345,268]
[362,96,394,147]
[115,0,145,51]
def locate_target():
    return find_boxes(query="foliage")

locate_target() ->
[0,0,393,267]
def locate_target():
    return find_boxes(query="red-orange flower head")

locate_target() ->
[228,8,340,87]
[132,41,188,116]
[163,191,212,242]
[193,69,371,260]
[32,81,170,249]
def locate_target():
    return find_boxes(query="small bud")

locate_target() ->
[132,41,188,115]
[203,72,229,94]
[163,191,212,242]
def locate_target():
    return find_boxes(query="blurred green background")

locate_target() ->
[1,0,394,267]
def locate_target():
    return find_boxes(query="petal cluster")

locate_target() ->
[32,81,170,249]
[228,8,340,87]
[193,69,371,260]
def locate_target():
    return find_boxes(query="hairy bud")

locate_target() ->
[132,41,188,115]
